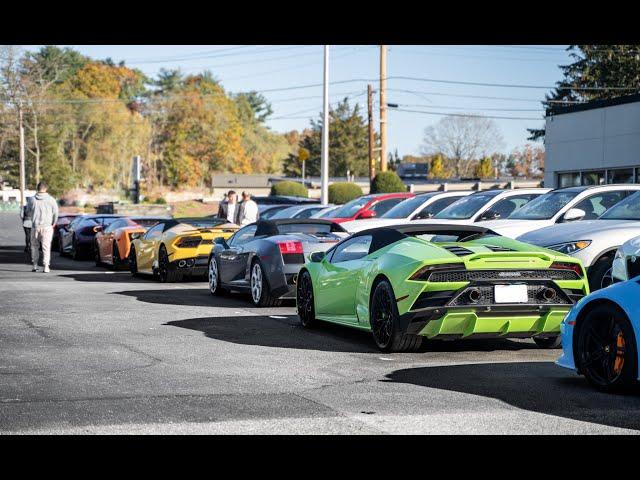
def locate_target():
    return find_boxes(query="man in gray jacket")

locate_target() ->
[28,181,59,273]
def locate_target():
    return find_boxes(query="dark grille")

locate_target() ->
[485,245,514,252]
[200,239,213,245]
[443,245,474,257]
[628,258,640,278]
[411,290,457,310]
[448,284,572,307]
[282,253,305,264]
[428,269,580,283]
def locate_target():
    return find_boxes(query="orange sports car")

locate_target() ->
[94,216,171,268]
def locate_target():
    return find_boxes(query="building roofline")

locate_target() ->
[547,92,640,117]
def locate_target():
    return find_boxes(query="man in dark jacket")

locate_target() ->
[217,190,239,224]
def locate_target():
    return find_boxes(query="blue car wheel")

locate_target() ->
[575,303,638,392]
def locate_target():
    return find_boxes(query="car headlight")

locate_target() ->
[546,240,592,255]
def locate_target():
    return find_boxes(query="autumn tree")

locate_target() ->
[510,144,545,178]
[427,153,451,179]
[421,115,504,177]
[474,156,494,178]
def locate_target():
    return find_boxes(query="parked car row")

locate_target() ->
[55,184,640,392]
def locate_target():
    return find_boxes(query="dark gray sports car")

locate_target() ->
[207,219,348,307]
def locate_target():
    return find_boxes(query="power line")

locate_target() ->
[126,45,311,65]
[395,103,544,112]
[390,108,542,121]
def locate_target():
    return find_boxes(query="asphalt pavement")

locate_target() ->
[0,212,639,434]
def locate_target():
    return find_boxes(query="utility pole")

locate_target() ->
[18,104,26,208]
[367,84,376,182]
[379,45,388,172]
[320,45,330,205]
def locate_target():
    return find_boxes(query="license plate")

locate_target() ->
[494,284,528,303]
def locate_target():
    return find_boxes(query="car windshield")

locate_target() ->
[434,194,496,220]
[179,219,225,228]
[599,191,640,220]
[276,223,333,234]
[134,218,165,228]
[324,196,371,218]
[508,191,578,220]
[382,195,435,219]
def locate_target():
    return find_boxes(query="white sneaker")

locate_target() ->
[43,266,50,273]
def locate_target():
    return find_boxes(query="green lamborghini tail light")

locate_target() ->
[409,262,465,281]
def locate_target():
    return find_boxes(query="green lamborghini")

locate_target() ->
[296,224,589,352]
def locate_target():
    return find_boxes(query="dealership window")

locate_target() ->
[581,170,605,186]
[557,172,580,188]
[607,168,635,184]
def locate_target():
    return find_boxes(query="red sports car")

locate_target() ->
[322,192,415,223]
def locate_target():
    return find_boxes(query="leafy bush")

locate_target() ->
[328,182,363,204]
[370,171,407,194]
[270,180,308,198]
[154,197,167,205]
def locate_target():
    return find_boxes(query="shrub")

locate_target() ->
[370,171,407,194]
[154,197,167,205]
[270,180,308,198]
[328,182,363,204]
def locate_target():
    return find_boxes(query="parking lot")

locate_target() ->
[1,212,639,434]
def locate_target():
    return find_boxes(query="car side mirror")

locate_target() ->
[562,208,586,222]
[214,236,229,248]
[357,209,376,220]
[479,209,500,221]
[93,225,103,233]
[310,251,326,263]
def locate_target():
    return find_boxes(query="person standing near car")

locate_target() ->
[238,191,258,226]
[20,195,35,255]
[28,181,58,273]
[217,190,239,224]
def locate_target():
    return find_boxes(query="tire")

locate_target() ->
[370,280,423,353]
[94,241,102,267]
[58,234,65,256]
[589,255,614,291]
[296,270,316,328]
[533,335,561,349]
[575,303,637,393]
[72,236,82,261]
[129,246,139,276]
[112,241,121,270]
[250,259,281,307]
[208,255,227,295]
[158,245,182,283]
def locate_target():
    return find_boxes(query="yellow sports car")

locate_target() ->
[128,217,239,282]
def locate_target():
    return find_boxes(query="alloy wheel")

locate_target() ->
[579,313,627,387]
[297,272,314,325]
[371,286,394,348]
[251,263,263,304]
[159,247,169,282]
[208,257,218,293]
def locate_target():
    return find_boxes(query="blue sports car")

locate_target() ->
[558,276,640,392]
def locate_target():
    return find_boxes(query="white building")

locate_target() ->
[0,184,35,203]
[545,94,640,188]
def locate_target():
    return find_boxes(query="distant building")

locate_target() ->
[545,94,640,188]
[397,162,429,179]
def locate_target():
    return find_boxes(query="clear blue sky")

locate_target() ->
[26,45,573,156]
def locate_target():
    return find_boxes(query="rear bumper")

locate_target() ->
[168,255,209,277]
[400,305,570,339]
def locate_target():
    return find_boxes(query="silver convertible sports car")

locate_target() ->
[207,219,348,307]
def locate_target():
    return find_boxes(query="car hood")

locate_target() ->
[476,219,551,239]
[518,220,640,247]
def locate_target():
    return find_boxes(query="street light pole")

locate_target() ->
[320,45,330,205]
